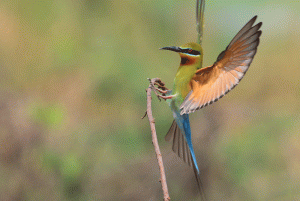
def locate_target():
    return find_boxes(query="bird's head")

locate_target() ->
[160,42,203,67]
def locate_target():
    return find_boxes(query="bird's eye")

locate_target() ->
[188,49,192,52]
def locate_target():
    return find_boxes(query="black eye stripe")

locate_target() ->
[182,48,201,55]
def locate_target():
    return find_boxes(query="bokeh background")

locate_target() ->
[0,0,299,200]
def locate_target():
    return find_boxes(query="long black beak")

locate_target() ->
[159,46,182,53]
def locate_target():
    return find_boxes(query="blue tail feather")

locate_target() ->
[181,115,200,173]
[172,108,200,173]
[166,110,206,199]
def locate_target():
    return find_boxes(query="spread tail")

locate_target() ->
[166,119,206,200]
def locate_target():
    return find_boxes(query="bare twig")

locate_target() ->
[145,78,170,201]
[141,111,147,119]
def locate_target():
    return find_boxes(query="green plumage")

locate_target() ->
[172,42,203,106]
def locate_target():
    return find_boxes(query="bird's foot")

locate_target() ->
[153,87,169,94]
[147,78,171,101]
[153,80,169,91]
[157,94,175,100]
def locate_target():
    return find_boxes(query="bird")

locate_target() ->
[155,16,262,197]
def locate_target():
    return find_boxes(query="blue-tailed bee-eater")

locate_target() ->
[155,16,262,196]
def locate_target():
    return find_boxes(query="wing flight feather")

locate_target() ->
[180,16,262,115]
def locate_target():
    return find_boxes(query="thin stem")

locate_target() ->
[146,78,170,201]
[196,0,205,45]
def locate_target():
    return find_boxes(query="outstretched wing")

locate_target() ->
[180,16,262,115]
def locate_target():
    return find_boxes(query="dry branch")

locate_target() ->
[144,78,170,201]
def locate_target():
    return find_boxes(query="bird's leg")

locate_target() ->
[153,87,169,94]
[157,94,175,100]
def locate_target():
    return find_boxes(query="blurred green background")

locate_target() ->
[0,0,299,200]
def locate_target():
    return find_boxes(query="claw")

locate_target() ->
[154,87,168,94]
[154,81,169,91]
